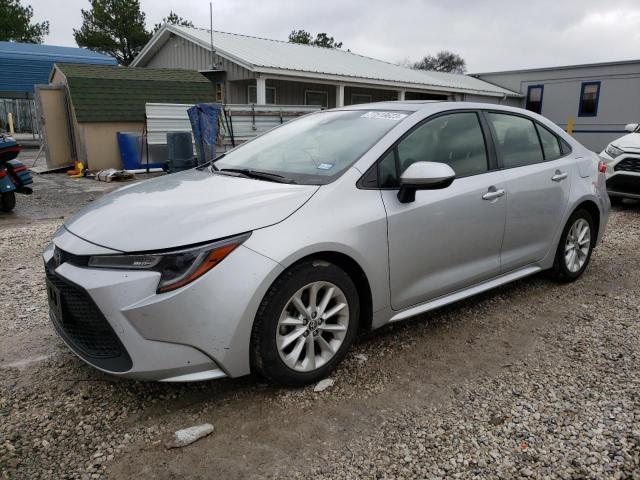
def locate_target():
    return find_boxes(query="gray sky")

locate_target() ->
[29,0,640,72]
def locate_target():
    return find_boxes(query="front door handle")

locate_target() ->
[482,187,505,200]
[551,170,568,182]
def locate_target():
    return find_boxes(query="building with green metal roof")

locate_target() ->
[39,63,214,170]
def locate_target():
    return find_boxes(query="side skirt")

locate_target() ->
[388,265,542,323]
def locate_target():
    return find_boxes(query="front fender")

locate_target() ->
[244,172,390,314]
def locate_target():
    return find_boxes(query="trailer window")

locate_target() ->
[578,81,600,117]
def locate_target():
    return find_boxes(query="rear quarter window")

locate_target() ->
[535,124,562,160]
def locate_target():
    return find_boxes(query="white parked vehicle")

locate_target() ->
[599,123,640,204]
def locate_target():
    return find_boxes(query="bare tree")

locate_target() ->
[412,51,466,74]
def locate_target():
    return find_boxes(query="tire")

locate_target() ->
[0,192,15,212]
[250,259,360,386]
[609,195,623,206]
[549,208,595,282]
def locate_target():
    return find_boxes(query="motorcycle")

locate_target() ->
[0,134,33,212]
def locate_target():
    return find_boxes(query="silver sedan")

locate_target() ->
[43,102,609,385]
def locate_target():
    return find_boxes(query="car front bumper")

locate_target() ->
[600,152,640,199]
[43,228,283,382]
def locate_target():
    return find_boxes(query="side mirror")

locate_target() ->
[397,161,456,203]
[624,123,638,133]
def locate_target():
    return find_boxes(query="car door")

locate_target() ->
[378,111,507,311]
[484,112,574,271]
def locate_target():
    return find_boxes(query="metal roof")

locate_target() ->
[132,25,520,98]
[472,58,640,76]
[0,41,116,96]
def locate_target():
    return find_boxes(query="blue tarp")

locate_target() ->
[187,103,222,165]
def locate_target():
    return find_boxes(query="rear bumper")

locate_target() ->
[43,229,283,382]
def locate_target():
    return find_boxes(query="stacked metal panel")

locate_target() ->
[145,103,320,149]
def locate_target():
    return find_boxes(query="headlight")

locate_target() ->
[88,232,251,293]
[605,144,624,159]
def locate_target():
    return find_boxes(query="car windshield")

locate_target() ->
[215,110,410,185]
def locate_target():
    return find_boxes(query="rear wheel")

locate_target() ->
[0,192,15,212]
[549,209,594,282]
[250,260,359,386]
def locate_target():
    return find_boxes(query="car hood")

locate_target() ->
[64,169,319,252]
[613,133,640,151]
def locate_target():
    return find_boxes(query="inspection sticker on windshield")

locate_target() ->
[361,111,408,121]
[317,163,334,170]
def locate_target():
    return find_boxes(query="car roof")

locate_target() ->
[333,100,527,114]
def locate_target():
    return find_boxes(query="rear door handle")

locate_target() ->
[482,187,505,200]
[551,170,568,182]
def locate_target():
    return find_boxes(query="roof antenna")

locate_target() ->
[209,2,215,69]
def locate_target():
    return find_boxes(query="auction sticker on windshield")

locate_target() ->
[360,112,408,121]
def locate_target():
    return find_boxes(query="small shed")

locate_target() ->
[0,41,115,133]
[39,64,215,170]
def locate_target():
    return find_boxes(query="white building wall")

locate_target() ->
[476,62,640,151]
[463,93,521,107]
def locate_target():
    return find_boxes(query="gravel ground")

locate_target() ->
[0,175,639,479]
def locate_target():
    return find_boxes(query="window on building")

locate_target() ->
[248,85,276,104]
[578,81,600,117]
[215,83,224,103]
[487,112,544,168]
[305,90,329,108]
[351,93,372,105]
[525,85,543,114]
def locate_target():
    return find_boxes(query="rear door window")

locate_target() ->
[487,113,544,168]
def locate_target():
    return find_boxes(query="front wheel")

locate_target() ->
[0,192,15,212]
[549,208,595,282]
[250,260,359,386]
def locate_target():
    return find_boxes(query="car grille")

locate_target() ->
[614,157,640,173]
[45,260,132,372]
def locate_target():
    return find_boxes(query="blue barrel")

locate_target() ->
[117,132,142,170]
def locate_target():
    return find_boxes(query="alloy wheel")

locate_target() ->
[564,218,591,273]
[276,281,349,372]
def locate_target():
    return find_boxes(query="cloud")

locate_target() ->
[26,0,640,71]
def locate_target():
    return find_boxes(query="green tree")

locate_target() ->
[0,0,49,43]
[288,29,312,45]
[288,29,343,49]
[153,10,194,33]
[412,51,466,74]
[312,33,342,49]
[74,0,151,65]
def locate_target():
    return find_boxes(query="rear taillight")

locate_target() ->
[598,160,607,173]
[12,165,27,173]
[0,170,7,178]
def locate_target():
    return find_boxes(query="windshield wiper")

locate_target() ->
[196,153,226,171]
[219,168,297,184]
